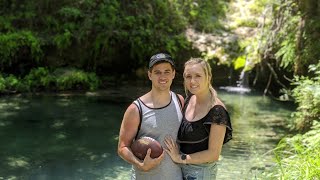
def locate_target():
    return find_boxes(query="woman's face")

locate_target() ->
[184,64,208,94]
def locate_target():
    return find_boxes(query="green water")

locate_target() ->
[0,89,294,180]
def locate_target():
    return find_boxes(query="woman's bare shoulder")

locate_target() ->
[214,98,227,109]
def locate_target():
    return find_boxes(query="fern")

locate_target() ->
[55,68,99,91]
[275,39,295,69]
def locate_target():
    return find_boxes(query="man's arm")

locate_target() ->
[117,103,164,171]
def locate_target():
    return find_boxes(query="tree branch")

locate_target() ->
[266,62,287,89]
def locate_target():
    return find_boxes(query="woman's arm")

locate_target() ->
[164,124,226,164]
[184,124,226,164]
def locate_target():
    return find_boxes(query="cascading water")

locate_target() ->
[220,65,251,93]
[220,46,253,93]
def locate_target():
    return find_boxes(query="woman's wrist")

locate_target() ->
[180,154,187,164]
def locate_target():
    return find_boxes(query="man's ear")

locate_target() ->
[148,70,152,80]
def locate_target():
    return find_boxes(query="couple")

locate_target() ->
[118,53,232,180]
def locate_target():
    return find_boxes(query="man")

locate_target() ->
[118,53,184,179]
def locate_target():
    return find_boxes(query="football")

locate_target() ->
[131,136,163,160]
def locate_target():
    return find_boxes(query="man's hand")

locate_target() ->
[138,148,164,171]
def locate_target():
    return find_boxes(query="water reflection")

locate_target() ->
[217,91,293,179]
[0,90,294,180]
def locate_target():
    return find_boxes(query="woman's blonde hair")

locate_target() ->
[183,57,217,104]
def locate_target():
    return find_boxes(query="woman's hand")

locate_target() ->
[164,135,182,163]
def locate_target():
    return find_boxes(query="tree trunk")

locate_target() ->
[295,0,320,75]
[294,17,305,75]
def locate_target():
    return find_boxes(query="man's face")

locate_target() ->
[148,62,175,91]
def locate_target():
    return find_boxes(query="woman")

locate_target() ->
[164,58,232,180]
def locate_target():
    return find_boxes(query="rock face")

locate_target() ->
[183,0,268,87]
[184,27,245,87]
[185,28,239,65]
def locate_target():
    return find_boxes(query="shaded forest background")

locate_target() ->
[1,0,224,91]
[0,0,319,93]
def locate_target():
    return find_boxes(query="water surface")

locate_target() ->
[0,88,294,180]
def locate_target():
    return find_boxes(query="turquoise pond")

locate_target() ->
[0,87,294,180]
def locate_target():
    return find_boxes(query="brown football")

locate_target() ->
[131,136,163,160]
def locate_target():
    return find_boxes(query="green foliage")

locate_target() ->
[0,75,5,92]
[0,0,227,88]
[234,18,258,28]
[301,20,320,68]
[272,6,300,70]
[0,31,43,69]
[267,121,320,179]
[0,16,14,32]
[236,39,260,71]
[248,0,270,14]
[264,62,320,179]
[262,0,320,74]
[24,67,100,91]
[119,1,190,61]
[58,7,83,19]
[291,61,320,131]
[275,38,296,69]
[0,74,27,93]
[54,30,72,50]
[3,74,20,91]
[23,67,55,91]
[0,67,100,93]
[233,55,246,70]
[55,68,99,91]
[181,0,226,31]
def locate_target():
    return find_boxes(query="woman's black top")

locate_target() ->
[177,95,233,154]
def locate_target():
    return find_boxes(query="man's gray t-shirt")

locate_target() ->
[132,91,183,180]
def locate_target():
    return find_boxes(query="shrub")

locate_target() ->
[23,67,55,91]
[291,62,320,131]
[55,68,99,91]
[268,121,320,179]
[0,31,43,70]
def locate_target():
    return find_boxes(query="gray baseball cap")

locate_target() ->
[149,53,175,69]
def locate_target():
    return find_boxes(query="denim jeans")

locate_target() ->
[181,162,218,180]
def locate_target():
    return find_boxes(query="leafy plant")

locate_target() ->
[291,61,320,131]
[54,30,72,51]
[0,74,29,93]
[55,68,99,91]
[23,67,55,91]
[0,31,43,70]
[268,121,320,179]
[0,75,5,92]
[3,74,20,91]
[275,38,296,69]
[58,7,83,20]
[233,55,246,70]
[263,61,320,179]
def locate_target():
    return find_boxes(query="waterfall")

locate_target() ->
[237,69,249,88]
[220,54,251,93]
